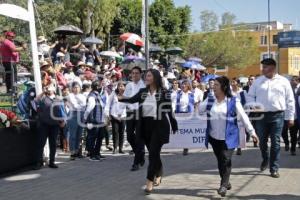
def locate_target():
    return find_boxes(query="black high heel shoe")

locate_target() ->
[144,188,153,195]
[154,177,162,187]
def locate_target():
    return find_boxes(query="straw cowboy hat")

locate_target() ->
[37,36,47,43]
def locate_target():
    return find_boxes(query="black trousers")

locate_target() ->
[209,136,234,187]
[142,117,163,182]
[111,116,125,150]
[37,122,59,164]
[86,127,105,157]
[282,120,299,152]
[126,111,145,165]
[3,62,17,92]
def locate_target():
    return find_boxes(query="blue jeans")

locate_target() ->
[68,111,83,154]
[255,111,284,173]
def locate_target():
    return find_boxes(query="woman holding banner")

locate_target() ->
[199,76,259,197]
[118,69,178,195]
[173,80,196,156]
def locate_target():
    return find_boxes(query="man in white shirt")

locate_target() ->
[123,66,146,171]
[247,58,295,178]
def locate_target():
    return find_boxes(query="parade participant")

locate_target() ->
[34,84,66,170]
[231,77,247,155]
[281,76,300,155]
[118,69,178,195]
[174,79,195,156]
[105,81,127,154]
[192,80,204,105]
[0,31,27,92]
[123,66,146,171]
[67,82,86,160]
[247,58,295,178]
[243,75,255,93]
[203,78,215,100]
[170,80,181,111]
[84,81,107,161]
[199,76,259,197]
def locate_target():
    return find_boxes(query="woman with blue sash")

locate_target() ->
[199,76,259,197]
[173,80,196,155]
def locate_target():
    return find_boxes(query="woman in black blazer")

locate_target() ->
[119,69,178,195]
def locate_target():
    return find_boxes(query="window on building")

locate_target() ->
[260,35,267,45]
[273,35,278,44]
[292,56,300,70]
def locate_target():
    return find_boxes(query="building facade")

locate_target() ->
[215,21,300,78]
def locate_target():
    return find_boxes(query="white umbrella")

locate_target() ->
[0,4,29,21]
[191,63,206,70]
[100,51,122,58]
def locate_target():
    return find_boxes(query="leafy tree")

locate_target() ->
[221,12,236,27]
[185,30,259,69]
[62,0,118,39]
[149,0,191,48]
[111,0,143,35]
[200,10,218,32]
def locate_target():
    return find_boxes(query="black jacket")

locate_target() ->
[120,87,178,144]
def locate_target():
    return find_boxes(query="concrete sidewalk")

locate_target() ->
[0,145,300,200]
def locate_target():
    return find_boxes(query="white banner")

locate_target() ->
[164,113,246,149]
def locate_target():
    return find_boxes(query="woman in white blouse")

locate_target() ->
[119,69,178,195]
[105,81,127,154]
[67,82,87,160]
[198,76,259,197]
[173,80,196,156]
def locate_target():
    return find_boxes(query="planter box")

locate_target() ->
[0,124,37,175]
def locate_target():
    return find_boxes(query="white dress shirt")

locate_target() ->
[247,74,295,120]
[192,87,204,103]
[68,93,86,111]
[123,79,145,111]
[142,91,157,118]
[171,89,181,111]
[199,97,255,140]
[105,92,126,119]
[172,91,195,113]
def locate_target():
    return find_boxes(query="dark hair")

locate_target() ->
[131,66,142,74]
[91,81,100,91]
[146,69,163,89]
[82,84,91,92]
[115,81,126,95]
[71,81,81,88]
[261,58,276,66]
[215,76,232,97]
[208,78,215,82]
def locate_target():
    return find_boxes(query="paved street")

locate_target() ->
[0,144,300,200]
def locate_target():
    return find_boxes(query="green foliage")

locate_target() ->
[149,0,191,48]
[200,10,218,32]
[111,0,143,35]
[221,12,236,27]
[185,31,259,69]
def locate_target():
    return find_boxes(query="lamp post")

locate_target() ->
[144,0,149,70]
[268,0,271,58]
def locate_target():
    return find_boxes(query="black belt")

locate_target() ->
[262,111,284,114]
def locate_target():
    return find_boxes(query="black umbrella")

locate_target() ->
[54,25,83,35]
[82,36,103,45]
[165,47,183,55]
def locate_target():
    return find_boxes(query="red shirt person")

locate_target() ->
[0,31,27,92]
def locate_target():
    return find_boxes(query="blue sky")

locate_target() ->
[172,0,300,31]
